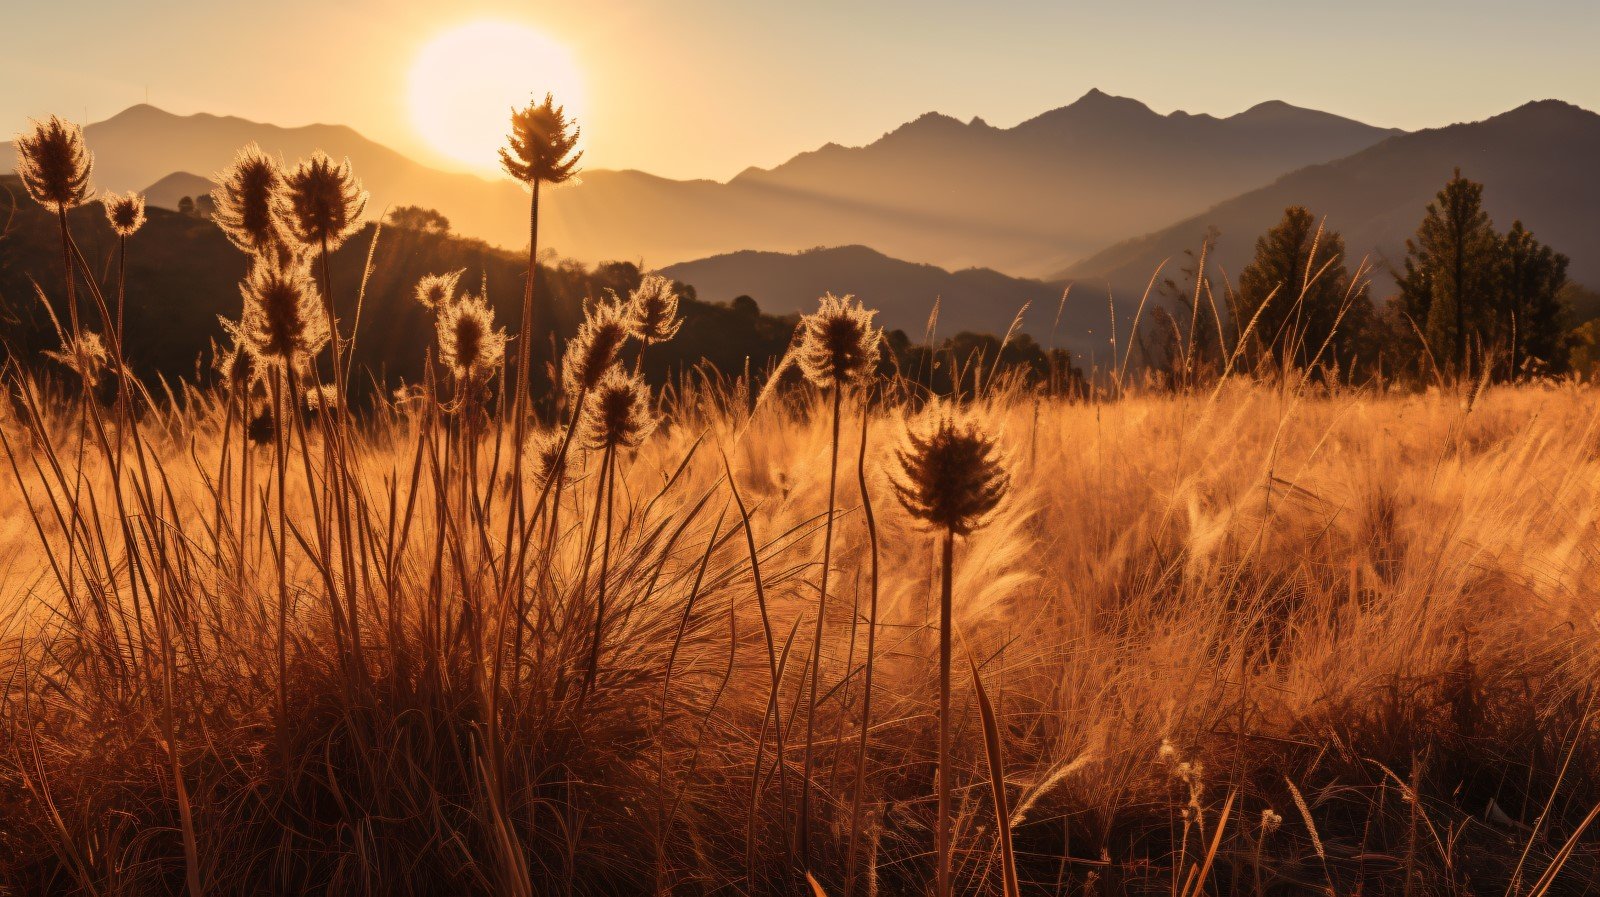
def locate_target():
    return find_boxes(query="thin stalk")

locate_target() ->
[800,384,844,867]
[936,527,954,897]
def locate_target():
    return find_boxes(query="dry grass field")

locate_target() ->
[6,361,1600,895]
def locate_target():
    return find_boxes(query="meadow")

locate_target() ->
[5,115,1600,897]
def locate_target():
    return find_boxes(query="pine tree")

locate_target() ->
[1396,170,1499,376]
[1236,206,1371,373]
[1496,220,1570,376]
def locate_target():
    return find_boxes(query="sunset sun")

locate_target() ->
[407,21,585,175]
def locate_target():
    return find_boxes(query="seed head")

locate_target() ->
[44,332,110,387]
[281,151,368,251]
[796,293,881,388]
[525,427,571,488]
[500,93,583,186]
[891,403,1010,535]
[304,382,341,412]
[15,117,94,213]
[563,294,630,396]
[625,274,683,344]
[102,191,146,237]
[216,317,258,390]
[437,292,506,381]
[239,258,329,366]
[580,367,655,450]
[415,269,465,311]
[213,143,289,258]
[1261,808,1283,834]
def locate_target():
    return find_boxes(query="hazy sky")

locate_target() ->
[5,0,1596,181]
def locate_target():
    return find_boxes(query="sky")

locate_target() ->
[4,0,1597,182]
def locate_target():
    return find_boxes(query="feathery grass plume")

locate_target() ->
[238,258,328,366]
[563,295,631,398]
[892,403,1011,536]
[500,93,583,187]
[796,292,881,389]
[102,192,146,237]
[580,367,656,450]
[625,274,683,344]
[281,151,368,251]
[892,401,1010,897]
[44,332,109,387]
[415,269,465,311]
[212,143,290,258]
[15,116,93,212]
[437,292,507,381]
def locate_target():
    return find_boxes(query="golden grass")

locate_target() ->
[5,369,1600,894]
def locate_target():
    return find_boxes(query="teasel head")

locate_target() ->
[213,143,289,258]
[216,317,258,391]
[796,293,881,389]
[304,382,341,413]
[525,427,571,488]
[239,257,329,367]
[562,294,630,397]
[437,291,507,382]
[282,151,368,251]
[580,367,655,451]
[500,93,583,187]
[625,274,683,344]
[891,403,1010,536]
[15,116,94,213]
[44,331,110,387]
[102,191,146,237]
[415,269,465,311]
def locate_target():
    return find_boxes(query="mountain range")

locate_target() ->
[2,91,1397,277]
[3,93,1595,355]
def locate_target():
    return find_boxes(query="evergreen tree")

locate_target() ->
[1496,220,1570,375]
[1396,170,1499,376]
[1236,206,1371,372]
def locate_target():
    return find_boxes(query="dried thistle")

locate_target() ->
[500,93,583,187]
[15,116,93,212]
[213,143,289,258]
[102,192,146,237]
[238,258,329,366]
[415,269,465,311]
[892,403,1010,536]
[304,383,341,412]
[216,317,258,390]
[563,295,630,396]
[281,151,368,251]
[44,332,110,387]
[525,427,571,488]
[625,274,682,344]
[437,292,507,381]
[580,367,655,450]
[796,293,881,389]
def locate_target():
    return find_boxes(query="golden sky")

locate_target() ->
[5,0,1597,181]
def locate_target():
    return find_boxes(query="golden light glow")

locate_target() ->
[408,21,585,175]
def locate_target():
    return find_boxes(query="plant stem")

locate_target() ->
[937,527,954,897]
[800,384,843,868]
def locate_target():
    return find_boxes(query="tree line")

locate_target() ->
[1142,169,1578,387]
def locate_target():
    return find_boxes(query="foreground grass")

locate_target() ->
[4,377,1600,895]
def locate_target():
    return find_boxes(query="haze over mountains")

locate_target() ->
[1065,100,1600,296]
[2,91,1397,278]
[3,93,1594,351]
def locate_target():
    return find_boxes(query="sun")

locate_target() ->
[408,21,585,175]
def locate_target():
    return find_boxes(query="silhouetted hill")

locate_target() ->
[0,175,797,396]
[143,171,217,209]
[1063,100,1600,297]
[660,245,1095,356]
[4,94,1398,276]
